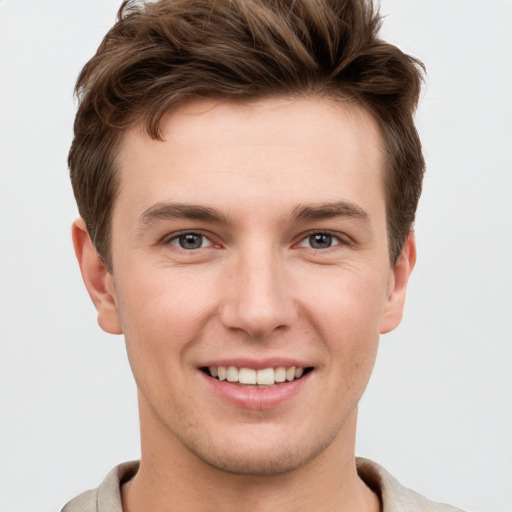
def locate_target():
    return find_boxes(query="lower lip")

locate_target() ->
[200,371,312,410]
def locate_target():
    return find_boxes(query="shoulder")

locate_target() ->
[356,458,464,512]
[61,488,98,512]
[61,461,139,512]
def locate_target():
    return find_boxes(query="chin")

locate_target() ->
[196,444,319,476]
[177,426,339,477]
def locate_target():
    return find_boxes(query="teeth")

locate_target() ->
[226,366,238,382]
[274,367,286,382]
[207,365,307,385]
[256,367,274,385]
[239,368,257,384]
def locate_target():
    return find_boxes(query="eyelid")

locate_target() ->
[161,229,351,250]
[295,230,350,249]
[163,230,216,248]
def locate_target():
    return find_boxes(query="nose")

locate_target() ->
[218,247,297,339]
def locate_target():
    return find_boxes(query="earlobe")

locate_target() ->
[379,231,417,335]
[72,218,123,335]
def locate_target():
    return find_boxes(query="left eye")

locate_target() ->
[298,233,340,249]
[169,233,213,250]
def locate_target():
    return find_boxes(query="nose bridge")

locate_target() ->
[219,240,295,338]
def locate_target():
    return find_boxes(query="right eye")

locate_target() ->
[168,232,214,250]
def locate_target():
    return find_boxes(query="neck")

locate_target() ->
[122,403,380,512]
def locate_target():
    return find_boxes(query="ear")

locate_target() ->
[72,218,123,335]
[379,231,417,335]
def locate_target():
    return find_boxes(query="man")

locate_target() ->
[63,0,462,510]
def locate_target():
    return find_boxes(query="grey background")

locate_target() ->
[1,1,511,510]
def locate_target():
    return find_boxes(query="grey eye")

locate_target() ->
[308,233,334,249]
[174,233,206,250]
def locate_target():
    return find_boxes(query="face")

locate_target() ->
[75,96,414,476]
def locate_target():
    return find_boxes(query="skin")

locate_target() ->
[74,96,415,512]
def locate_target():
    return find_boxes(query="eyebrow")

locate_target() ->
[137,199,369,231]
[291,200,369,222]
[138,202,228,228]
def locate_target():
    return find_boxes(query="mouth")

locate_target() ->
[201,365,313,388]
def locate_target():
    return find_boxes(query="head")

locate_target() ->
[71,0,424,479]
[69,0,424,273]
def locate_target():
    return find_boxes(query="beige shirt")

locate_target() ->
[61,458,464,512]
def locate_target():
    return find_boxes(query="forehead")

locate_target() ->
[114,96,386,220]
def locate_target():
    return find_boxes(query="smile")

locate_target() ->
[204,366,311,387]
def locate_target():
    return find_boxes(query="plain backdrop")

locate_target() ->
[1,1,511,511]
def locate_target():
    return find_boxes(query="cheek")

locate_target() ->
[113,266,217,366]
[299,266,390,338]
[297,267,387,383]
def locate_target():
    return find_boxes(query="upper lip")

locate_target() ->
[199,358,313,370]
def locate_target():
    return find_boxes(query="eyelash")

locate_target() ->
[165,231,215,250]
[296,231,345,250]
[163,230,348,251]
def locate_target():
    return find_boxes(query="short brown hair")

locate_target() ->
[69,0,425,270]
